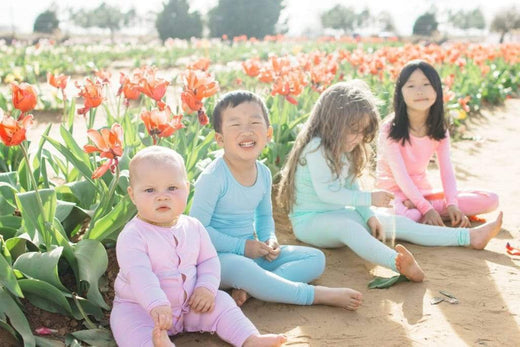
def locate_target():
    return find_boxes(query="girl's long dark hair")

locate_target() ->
[389,60,447,145]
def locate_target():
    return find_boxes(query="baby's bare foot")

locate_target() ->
[243,333,287,347]
[470,211,503,249]
[231,288,250,307]
[395,244,424,282]
[152,327,174,347]
[313,286,363,310]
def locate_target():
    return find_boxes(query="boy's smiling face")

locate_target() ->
[215,101,272,163]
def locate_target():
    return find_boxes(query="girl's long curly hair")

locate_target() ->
[277,80,380,213]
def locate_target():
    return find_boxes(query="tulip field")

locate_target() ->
[0,36,519,345]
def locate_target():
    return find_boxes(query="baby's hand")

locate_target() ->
[150,305,172,330]
[189,287,215,313]
[244,239,271,259]
[265,239,281,262]
[371,190,394,208]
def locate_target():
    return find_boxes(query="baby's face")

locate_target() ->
[128,159,189,227]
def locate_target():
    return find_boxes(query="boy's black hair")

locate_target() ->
[389,60,447,144]
[212,90,270,133]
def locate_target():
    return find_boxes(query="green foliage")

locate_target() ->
[208,0,283,38]
[69,3,136,40]
[447,8,485,30]
[321,5,370,33]
[33,10,59,34]
[156,0,203,41]
[413,12,438,36]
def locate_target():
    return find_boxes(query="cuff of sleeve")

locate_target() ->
[354,191,372,206]
[146,299,171,315]
[446,198,458,208]
[236,239,246,255]
[196,280,219,296]
[417,200,433,215]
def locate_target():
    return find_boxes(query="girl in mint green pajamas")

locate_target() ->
[277,80,502,281]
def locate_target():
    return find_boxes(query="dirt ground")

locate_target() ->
[2,99,519,346]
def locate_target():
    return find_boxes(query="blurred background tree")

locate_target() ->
[490,6,520,43]
[208,0,284,38]
[447,8,486,31]
[413,12,438,36]
[33,9,59,34]
[69,2,136,42]
[320,5,370,34]
[156,0,203,41]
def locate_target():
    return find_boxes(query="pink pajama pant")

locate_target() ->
[394,189,499,222]
[110,290,257,347]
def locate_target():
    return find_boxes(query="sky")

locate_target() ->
[0,0,517,37]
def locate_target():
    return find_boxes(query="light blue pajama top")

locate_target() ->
[289,137,375,227]
[190,156,277,255]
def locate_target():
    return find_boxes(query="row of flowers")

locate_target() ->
[0,41,518,345]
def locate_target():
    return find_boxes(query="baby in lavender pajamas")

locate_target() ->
[110,146,285,347]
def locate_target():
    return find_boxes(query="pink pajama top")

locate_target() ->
[113,215,220,319]
[376,118,458,215]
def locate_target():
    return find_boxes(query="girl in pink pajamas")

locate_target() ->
[376,60,498,226]
[110,146,286,347]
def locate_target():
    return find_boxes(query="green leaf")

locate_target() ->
[69,328,116,347]
[0,254,23,298]
[68,180,96,209]
[74,240,109,310]
[44,134,97,190]
[0,288,35,347]
[0,215,22,239]
[0,180,18,216]
[368,274,409,289]
[87,195,136,241]
[34,336,65,347]
[18,278,74,316]
[5,234,38,260]
[13,248,69,292]
[16,188,57,243]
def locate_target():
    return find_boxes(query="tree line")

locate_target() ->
[32,0,520,43]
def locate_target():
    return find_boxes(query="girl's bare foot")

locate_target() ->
[232,288,250,306]
[395,244,424,282]
[152,327,174,347]
[469,211,503,249]
[243,333,287,347]
[313,286,363,310]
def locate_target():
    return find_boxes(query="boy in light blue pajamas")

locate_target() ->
[190,90,363,311]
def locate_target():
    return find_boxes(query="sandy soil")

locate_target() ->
[174,99,520,346]
[6,99,519,346]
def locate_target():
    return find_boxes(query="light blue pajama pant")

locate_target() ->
[219,245,325,305]
[291,208,470,272]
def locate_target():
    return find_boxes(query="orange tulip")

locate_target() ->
[139,76,169,102]
[141,106,184,144]
[47,72,69,90]
[83,123,123,179]
[181,69,219,120]
[0,112,33,146]
[242,59,261,77]
[76,78,103,115]
[118,73,141,101]
[11,82,37,112]
[187,57,211,71]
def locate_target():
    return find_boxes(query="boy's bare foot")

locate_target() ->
[469,211,503,249]
[152,327,174,347]
[313,286,363,310]
[395,244,424,282]
[243,333,287,347]
[232,288,250,306]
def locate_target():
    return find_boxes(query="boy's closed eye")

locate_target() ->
[168,186,178,191]
[145,188,155,193]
